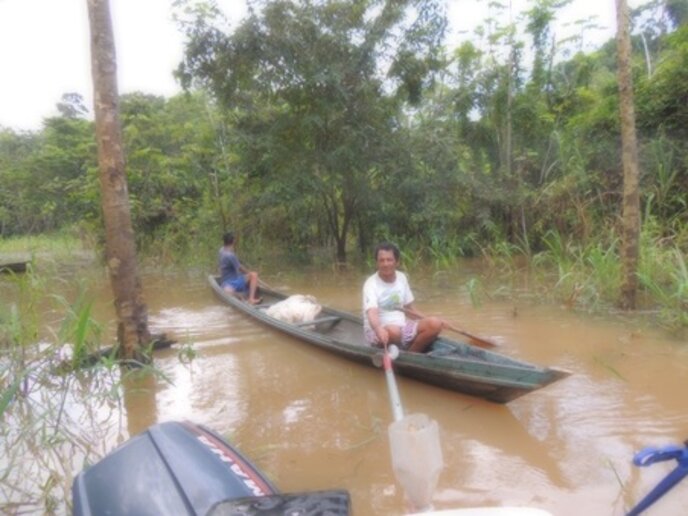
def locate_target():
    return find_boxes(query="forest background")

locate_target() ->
[1,0,687,329]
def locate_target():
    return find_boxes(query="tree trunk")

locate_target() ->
[87,0,150,359]
[504,3,515,244]
[615,0,641,310]
[335,236,347,266]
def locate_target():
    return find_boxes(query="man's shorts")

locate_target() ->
[364,320,418,350]
[221,275,247,293]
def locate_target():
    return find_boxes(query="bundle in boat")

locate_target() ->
[265,294,322,324]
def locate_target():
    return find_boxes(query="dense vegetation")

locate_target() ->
[1,0,687,324]
[2,2,688,511]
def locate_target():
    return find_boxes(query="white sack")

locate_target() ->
[265,294,322,324]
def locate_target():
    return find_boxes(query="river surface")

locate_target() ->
[7,264,688,515]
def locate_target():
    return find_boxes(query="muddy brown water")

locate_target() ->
[8,265,688,514]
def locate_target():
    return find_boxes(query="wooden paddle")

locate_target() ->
[400,307,499,349]
[441,323,499,349]
[381,344,404,422]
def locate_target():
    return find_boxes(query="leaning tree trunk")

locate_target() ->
[615,0,641,310]
[87,0,150,359]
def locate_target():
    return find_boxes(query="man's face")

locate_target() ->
[376,249,398,277]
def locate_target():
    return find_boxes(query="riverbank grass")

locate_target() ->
[482,224,688,330]
[0,231,94,265]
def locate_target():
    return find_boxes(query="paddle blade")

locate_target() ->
[389,413,443,511]
[463,332,499,349]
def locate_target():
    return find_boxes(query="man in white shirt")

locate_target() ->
[363,242,446,353]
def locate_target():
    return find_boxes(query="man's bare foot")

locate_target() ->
[248,297,263,305]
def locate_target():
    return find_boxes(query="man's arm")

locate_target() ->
[366,307,389,346]
[232,254,249,275]
[403,303,454,332]
[403,303,425,320]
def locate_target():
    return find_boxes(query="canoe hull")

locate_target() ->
[208,276,569,403]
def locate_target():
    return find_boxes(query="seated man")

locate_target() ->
[218,232,261,305]
[363,242,446,353]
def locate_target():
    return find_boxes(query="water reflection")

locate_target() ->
[122,373,158,436]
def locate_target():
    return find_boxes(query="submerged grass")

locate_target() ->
[638,247,688,327]
[481,222,688,331]
[0,230,88,257]
[52,287,103,370]
[155,219,688,332]
[0,266,173,514]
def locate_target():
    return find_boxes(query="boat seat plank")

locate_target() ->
[294,315,342,327]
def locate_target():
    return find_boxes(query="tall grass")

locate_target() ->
[0,268,167,513]
[480,221,688,330]
[0,230,88,256]
[480,239,529,274]
[361,235,467,273]
[637,220,688,327]
[426,235,464,269]
[521,230,622,310]
[52,287,103,369]
[464,277,486,308]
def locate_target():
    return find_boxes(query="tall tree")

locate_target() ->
[615,0,641,309]
[86,0,150,358]
[176,0,446,262]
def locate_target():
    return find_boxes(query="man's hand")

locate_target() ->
[375,326,389,346]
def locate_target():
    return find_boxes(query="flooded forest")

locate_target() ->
[2,0,688,514]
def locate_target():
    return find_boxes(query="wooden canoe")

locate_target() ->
[208,276,570,403]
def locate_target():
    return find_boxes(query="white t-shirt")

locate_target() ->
[362,271,415,332]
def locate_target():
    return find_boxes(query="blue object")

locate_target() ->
[627,440,688,515]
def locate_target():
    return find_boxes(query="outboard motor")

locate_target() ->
[72,421,349,516]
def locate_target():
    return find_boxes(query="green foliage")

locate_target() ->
[0,265,190,512]
[0,114,98,237]
[0,231,87,258]
[52,287,102,369]
[528,231,622,309]
[176,0,447,261]
[427,235,464,269]
[464,277,486,308]
[0,366,24,418]
[637,218,688,327]
[1,0,688,324]
[636,24,688,137]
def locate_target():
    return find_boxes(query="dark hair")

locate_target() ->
[374,241,400,261]
[223,232,235,245]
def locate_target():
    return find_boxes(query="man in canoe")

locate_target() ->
[363,242,447,353]
[219,232,262,305]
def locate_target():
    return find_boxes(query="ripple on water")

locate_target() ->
[149,305,267,348]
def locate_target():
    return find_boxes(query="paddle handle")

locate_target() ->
[383,351,404,422]
[400,307,498,349]
[443,323,498,349]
